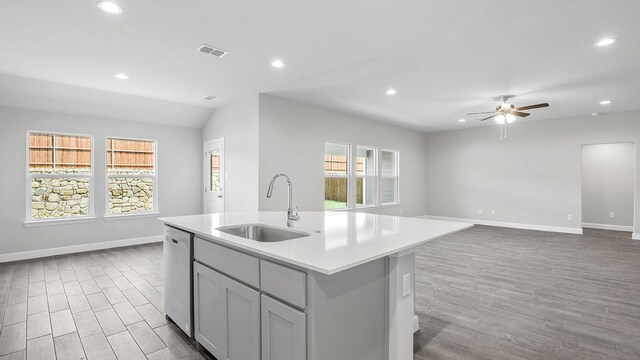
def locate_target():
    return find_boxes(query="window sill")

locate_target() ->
[104,212,160,221]
[24,216,97,227]
[326,203,401,212]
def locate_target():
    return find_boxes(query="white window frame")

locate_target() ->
[324,142,351,210]
[324,143,401,211]
[24,130,96,226]
[356,145,378,208]
[380,148,400,205]
[104,136,159,219]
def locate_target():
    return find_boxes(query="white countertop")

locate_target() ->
[159,212,472,275]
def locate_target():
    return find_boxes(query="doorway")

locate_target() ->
[204,138,224,213]
[581,143,635,234]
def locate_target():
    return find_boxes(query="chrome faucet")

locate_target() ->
[266,174,300,225]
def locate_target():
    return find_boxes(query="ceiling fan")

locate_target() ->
[467,96,549,139]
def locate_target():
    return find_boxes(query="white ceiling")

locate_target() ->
[1,0,638,131]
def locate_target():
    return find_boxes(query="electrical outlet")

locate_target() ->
[402,273,411,297]
[491,209,496,215]
[478,209,483,214]
[610,212,615,218]
[567,214,573,221]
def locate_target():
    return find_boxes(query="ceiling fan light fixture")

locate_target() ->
[506,114,516,123]
[494,115,506,125]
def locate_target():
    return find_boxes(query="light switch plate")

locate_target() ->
[402,273,411,297]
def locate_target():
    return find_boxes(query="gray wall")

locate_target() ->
[258,95,429,217]
[582,143,635,227]
[202,95,260,212]
[424,110,640,234]
[0,106,202,256]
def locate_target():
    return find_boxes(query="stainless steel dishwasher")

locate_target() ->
[163,225,194,338]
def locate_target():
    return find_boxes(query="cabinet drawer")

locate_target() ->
[194,238,260,288]
[260,260,306,309]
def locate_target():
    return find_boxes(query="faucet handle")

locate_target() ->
[292,206,300,221]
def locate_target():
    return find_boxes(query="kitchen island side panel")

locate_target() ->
[307,258,387,360]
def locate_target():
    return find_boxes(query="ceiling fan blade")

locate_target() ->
[466,111,495,115]
[511,111,530,117]
[477,115,495,121]
[515,103,549,111]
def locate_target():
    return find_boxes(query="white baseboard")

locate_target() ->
[419,215,583,235]
[582,223,634,232]
[633,233,640,240]
[0,235,163,263]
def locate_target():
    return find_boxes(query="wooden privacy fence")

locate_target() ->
[29,133,91,170]
[324,178,364,203]
[107,138,155,170]
[29,133,155,170]
[324,155,365,174]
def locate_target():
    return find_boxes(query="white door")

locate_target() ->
[204,138,224,213]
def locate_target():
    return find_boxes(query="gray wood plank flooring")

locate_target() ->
[1,226,638,359]
[0,243,204,360]
[414,226,640,360]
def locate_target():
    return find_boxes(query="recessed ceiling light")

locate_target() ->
[114,73,129,80]
[271,59,285,68]
[595,38,617,47]
[599,100,612,105]
[592,112,600,116]
[458,119,466,123]
[386,88,397,96]
[97,1,123,14]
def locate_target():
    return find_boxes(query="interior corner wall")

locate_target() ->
[424,110,640,235]
[0,106,202,257]
[202,95,260,212]
[582,143,635,227]
[257,94,429,217]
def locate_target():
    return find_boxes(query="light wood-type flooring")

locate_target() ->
[1,226,638,359]
[414,226,640,360]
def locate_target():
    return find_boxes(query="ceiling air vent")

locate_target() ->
[203,95,216,101]
[197,44,228,58]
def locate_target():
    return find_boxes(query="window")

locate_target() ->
[106,138,157,216]
[324,143,350,209]
[209,150,221,192]
[356,146,377,207]
[381,149,399,204]
[323,142,399,210]
[27,132,93,221]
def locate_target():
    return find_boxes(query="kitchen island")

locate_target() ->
[160,211,471,360]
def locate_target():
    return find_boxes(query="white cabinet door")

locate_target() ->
[194,262,226,359]
[224,276,261,360]
[261,295,306,360]
[194,262,261,360]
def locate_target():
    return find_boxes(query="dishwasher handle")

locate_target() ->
[168,237,186,248]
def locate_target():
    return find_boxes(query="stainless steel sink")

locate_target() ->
[216,223,310,242]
